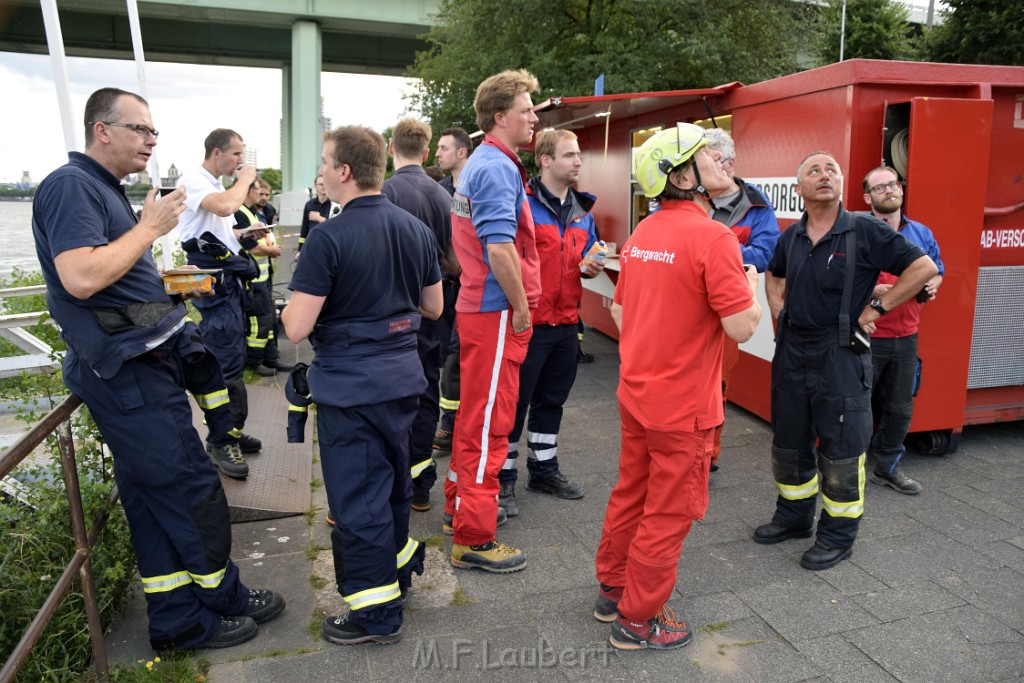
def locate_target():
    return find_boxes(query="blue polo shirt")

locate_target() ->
[382,165,451,266]
[289,194,441,408]
[768,205,926,329]
[33,152,169,311]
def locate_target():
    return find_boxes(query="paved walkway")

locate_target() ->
[103,328,1024,682]
[105,239,1024,681]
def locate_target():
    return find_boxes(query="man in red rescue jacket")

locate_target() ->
[498,129,603,517]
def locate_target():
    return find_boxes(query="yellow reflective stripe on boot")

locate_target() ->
[189,567,227,589]
[343,581,401,610]
[410,456,433,479]
[228,428,243,439]
[776,475,819,500]
[439,397,460,411]
[396,538,419,569]
[195,389,229,411]
[141,571,192,594]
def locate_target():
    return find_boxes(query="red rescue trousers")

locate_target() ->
[595,402,713,621]
[444,309,531,546]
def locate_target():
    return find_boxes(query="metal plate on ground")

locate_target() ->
[190,383,312,522]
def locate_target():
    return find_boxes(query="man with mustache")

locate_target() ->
[754,152,937,570]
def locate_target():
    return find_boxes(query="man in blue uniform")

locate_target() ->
[32,87,283,652]
[755,151,937,570]
[282,125,443,646]
[297,175,331,254]
[381,117,458,513]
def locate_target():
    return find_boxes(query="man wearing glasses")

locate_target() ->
[861,167,944,495]
[31,87,284,652]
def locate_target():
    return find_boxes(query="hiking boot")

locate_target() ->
[321,615,401,645]
[577,347,595,364]
[526,472,584,499]
[594,584,623,623]
[432,428,453,456]
[609,606,692,650]
[206,442,248,479]
[200,616,257,649]
[237,433,262,454]
[451,540,527,573]
[442,507,507,535]
[871,469,922,495]
[411,488,431,512]
[243,589,285,624]
[498,480,519,517]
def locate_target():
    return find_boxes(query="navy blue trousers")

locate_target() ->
[500,323,579,484]
[411,321,441,494]
[63,346,249,650]
[869,334,918,474]
[318,398,420,634]
[770,325,871,549]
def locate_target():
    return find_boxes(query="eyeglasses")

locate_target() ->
[869,180,901,194]
[90,121,159,139]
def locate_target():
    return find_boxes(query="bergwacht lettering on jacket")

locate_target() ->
[627,245,676,264]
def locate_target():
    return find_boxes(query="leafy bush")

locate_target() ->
[0,407,138,682]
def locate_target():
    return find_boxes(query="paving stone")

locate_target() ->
[850,580,966,622]
[845,529,1001,588]
[937,567,1024,632]
[844,605,1024,683]
[736,577,880,642]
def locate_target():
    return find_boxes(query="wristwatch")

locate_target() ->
[870,297,888,316]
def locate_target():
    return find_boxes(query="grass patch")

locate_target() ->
[307,609,328,642]
[304,504,321,526]
[450,586,476,607]
[717,639,766,655]
[78,652,208,682]
[305,543,330,561]
[697,621,730,633]
[309,478,323,492]
[421,534,445,550]
[309,573,328,591]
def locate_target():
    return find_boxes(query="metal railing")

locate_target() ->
[0,394,120,683]
[0,285,60,379]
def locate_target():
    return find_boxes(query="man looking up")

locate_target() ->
[177,129,264,474]
[754,152,937,571]
[594,123,760,650]
[861,166,944,495]
[32,87,283,652]
[381,116,457,513]
[498,128,601,516]
[282,125,442,646]
[444,69,541,573]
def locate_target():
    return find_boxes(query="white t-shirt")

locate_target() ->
[176,166,242,253]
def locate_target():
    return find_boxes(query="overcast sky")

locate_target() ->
[0,51,418,184]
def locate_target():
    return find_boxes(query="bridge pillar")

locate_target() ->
[286,20,322,193]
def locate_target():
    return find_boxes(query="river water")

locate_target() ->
[0,201,42,280]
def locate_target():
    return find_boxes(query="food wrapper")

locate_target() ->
[161,270,216,296]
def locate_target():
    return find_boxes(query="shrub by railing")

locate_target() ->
[0,397,136,682]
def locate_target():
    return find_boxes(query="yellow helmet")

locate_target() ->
[633,123,708,198]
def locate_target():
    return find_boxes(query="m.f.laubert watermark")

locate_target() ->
[412,637,612,671]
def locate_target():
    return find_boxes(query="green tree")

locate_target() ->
[409,0,811,132]
[924,0,1024,66]
[815,0,917,64]
[259,168,282,192]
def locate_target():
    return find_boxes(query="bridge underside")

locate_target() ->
[1,0,438,190]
